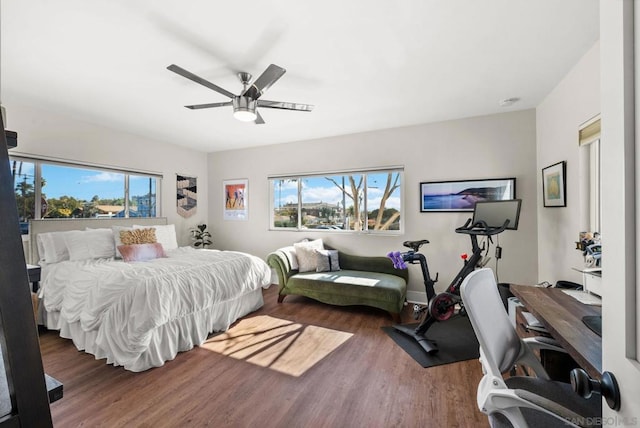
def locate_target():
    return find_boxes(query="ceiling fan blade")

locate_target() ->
[242,64,286,99]
[185,101,232,110]
[257,100,314,112]
[254,111,266,125]
[167,64,236,99]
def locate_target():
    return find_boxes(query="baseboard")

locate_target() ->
[406,290,427,305]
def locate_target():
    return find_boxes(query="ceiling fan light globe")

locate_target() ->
[232,97,258,122]
[233,109,257,122]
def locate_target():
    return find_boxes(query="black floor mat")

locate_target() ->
[381,315,480,368]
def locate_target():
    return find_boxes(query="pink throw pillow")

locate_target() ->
[117,243,166,262]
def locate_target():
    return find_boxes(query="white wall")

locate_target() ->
[208,109,538,300]
[6,103,208,246]
[536,41,600,285]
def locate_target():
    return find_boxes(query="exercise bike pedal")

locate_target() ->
[412,304,426,320]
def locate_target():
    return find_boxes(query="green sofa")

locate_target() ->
[267,245,408,322]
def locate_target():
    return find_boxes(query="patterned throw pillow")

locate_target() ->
[315,249,340,272]
[133,224,178,250]
[119,228,157,245]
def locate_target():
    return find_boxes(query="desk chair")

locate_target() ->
[460,268,602,428]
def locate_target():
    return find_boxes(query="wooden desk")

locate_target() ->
[510,284,602,379]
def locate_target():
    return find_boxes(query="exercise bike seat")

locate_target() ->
[403,239,429,252]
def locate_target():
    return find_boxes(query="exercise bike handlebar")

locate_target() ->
[455,218,510,236]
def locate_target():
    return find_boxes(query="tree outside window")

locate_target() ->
[270,169,402,233]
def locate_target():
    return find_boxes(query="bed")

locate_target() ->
[30,218,271,372]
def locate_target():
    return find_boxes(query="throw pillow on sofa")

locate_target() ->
[294,239,324,272]
[315,249,340,272]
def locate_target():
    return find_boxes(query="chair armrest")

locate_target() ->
[514,339,552,380]
[523,336,567,354]
[513,337,567,380]
[338,252,409,282]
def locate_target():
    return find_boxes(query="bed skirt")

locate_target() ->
[44,288,264,372]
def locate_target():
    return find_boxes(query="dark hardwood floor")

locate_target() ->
[40,286,488,427]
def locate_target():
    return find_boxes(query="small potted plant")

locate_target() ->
[190,224,212,248]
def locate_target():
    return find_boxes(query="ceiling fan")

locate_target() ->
[167,63,314,124]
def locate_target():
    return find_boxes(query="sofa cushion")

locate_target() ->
[287,270,406,310]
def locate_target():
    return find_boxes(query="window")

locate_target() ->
[129,174,158,218]
[9,156,161,232]
[586,139,600,232]
[272,178,299,228]
[579,115,601,234]
[270,167,403,233]
[41,164,126,218]
[11,159,36,234]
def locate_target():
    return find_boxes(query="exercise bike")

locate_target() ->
[387,199,521,354]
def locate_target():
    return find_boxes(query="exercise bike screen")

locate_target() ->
[472,199,522,230]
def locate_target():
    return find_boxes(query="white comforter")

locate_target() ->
[40,247,271,371]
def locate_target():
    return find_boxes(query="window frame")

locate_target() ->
[578,115,601,234]
[269,166,404,234]
[587,138,601,233]
[9,155,162,226]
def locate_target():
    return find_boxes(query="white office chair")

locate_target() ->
[460,268,602,428]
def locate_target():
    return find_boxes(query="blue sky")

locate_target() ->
[42,165,125,200]
[12,161,153,201]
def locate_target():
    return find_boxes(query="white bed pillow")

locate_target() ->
[85,227,117,255]
[37,231,74,264]
[293,239,324,272]
[112,226,133,258]
[65,229,116,261]
[36,234,46,264]
[134,224,178,250]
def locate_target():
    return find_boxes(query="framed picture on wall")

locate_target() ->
[420,177,516,212]
[542,161,566,207]
[223,179,248,220]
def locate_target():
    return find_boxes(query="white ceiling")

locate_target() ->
[1,0,599,153]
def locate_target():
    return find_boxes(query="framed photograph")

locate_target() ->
[223,179,248,221]
[420,177,516,212]
[542,161,566,207]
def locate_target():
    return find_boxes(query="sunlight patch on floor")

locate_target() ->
[201,315,352,377]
